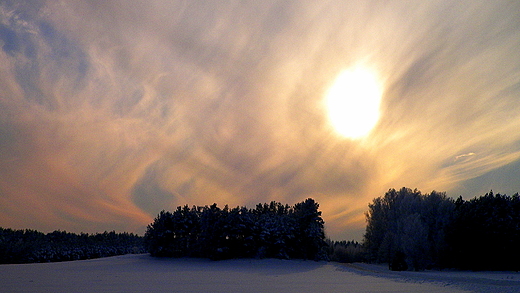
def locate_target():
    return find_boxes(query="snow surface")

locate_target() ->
[0,254,518,292]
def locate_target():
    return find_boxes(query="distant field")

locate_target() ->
[0,254,518,293]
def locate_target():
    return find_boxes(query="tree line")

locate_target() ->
[0,228,145,264]
[144,198,327,260]
[3,188,518,271]
[326,239,365,263]
[363,187,520,271]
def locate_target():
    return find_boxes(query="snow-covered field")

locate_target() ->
[0,254,518,293]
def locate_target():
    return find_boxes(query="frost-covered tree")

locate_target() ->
[364,188,455,270]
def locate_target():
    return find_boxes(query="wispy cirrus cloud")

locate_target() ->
[1,0,519,239]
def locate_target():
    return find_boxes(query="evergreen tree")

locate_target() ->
[145,199,327,261]
[293,198,327,260]
[0,227,145,264]
[145,210,176,257]
[447,191,520,270]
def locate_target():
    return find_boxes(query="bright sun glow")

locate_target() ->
[326,66,383,139]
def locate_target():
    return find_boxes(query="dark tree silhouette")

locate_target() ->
[145,199,328,261]
[326,240,365,263]
[0,228,145,264]
[447,191,520,270]
[364,187,520,271]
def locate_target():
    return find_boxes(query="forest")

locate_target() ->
[0,229,145,264]
[144,198,328,260]
[363,187,520,271]
[1,189,519,271]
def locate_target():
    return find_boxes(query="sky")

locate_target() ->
[1,0,520,241]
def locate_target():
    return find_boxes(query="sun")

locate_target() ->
[325,66,383,139]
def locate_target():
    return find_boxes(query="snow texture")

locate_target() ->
[0,254,518,292]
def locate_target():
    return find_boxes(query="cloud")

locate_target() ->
[1,0,520,240]
[454,153,476,161]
